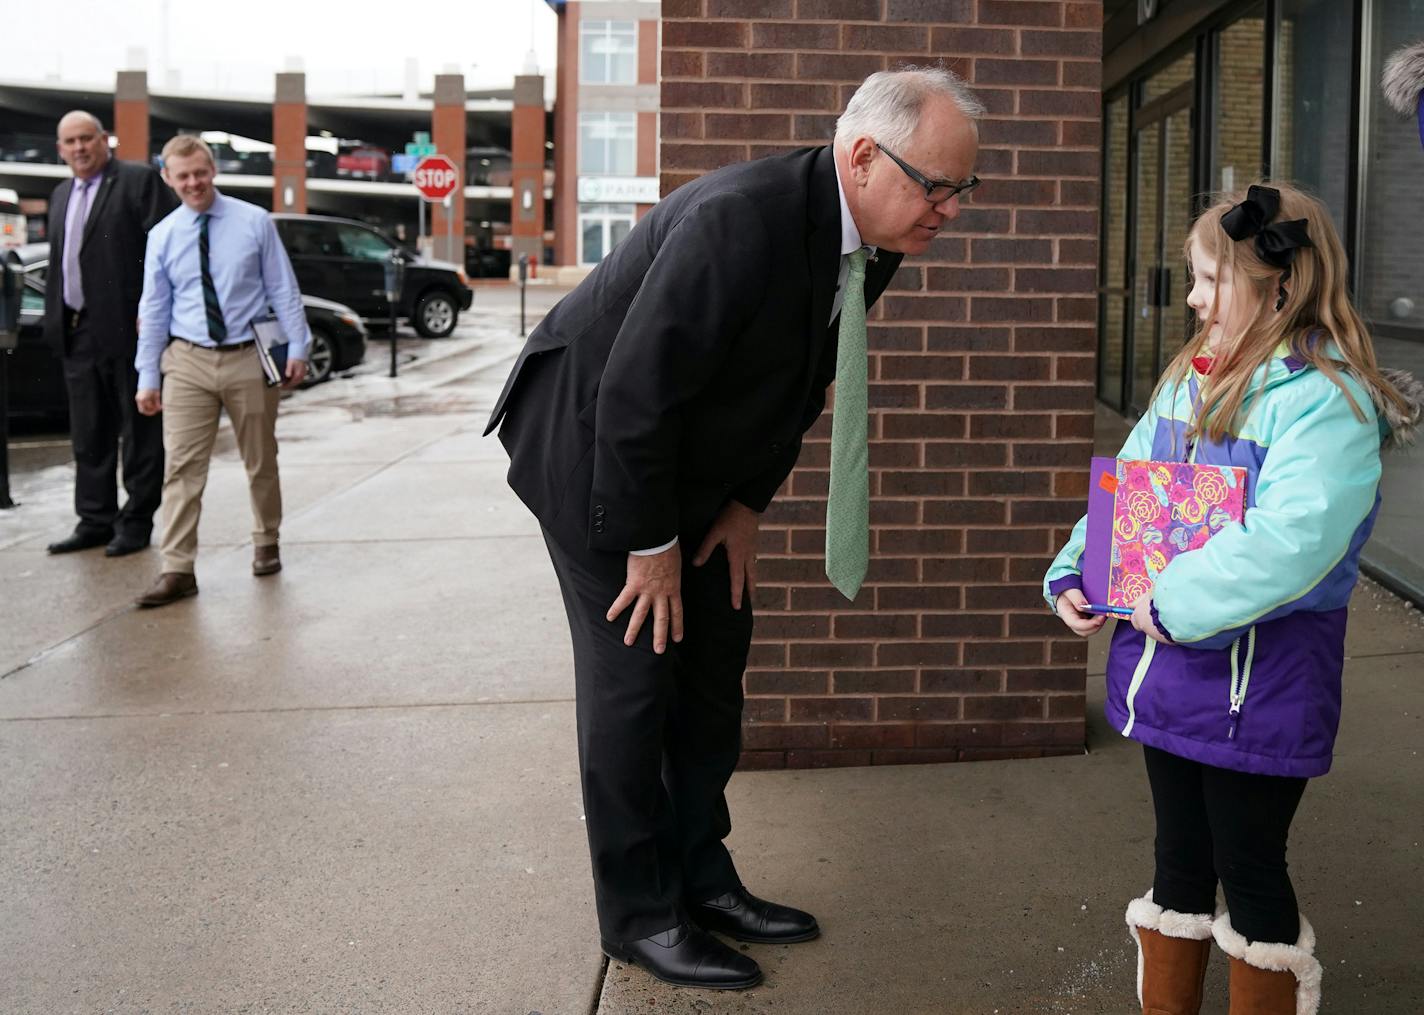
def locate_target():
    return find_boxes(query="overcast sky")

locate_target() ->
[0,0,560,97]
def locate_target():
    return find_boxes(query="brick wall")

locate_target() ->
[660,0,1103,769]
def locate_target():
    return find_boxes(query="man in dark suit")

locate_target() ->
[44,110,175,557]
[485,69,982,989]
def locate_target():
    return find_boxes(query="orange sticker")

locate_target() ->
[1098,471,1119,493]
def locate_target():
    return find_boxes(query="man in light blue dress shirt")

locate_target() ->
[132,134,309,607]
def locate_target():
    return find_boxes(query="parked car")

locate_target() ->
[3,243,367,426]
[336,146,390,182]
[272,213,474,338]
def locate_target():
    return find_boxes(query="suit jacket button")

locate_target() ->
[593,505,606,518]
[594,522,605,533]
[770,442,782,454]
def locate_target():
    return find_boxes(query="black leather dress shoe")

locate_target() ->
[602,922,762,990]
[690,886,820,944]
[105,533,151,557]
[47,530,112,555]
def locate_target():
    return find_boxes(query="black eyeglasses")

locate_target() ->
[875,143,980,203]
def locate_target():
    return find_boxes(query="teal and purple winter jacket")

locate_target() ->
[1044,347,1418,778]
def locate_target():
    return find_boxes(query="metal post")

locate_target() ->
[443,192,453,265]
[518,253,528,337]
[384,252,404,379]
[0,251,20,508]
[0,354,14,509]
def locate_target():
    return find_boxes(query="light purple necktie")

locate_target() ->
[62,176,95,311]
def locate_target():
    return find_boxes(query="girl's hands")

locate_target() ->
[1131,593,1171,644]
[1054,587,1107,637]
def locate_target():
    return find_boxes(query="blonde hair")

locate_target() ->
[1159,181,1410,444]
[161,133,215,167]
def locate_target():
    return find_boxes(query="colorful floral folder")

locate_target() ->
[1082,457,1248,608]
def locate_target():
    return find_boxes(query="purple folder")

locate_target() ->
[1081,456,1118,605]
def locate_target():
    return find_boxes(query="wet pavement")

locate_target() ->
[1,285,1421,1013]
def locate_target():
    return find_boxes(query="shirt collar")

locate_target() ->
[833,154,874,258]
[177,190,226,222]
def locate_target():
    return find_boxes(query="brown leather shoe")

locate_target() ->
[135,572,198,608]
[253,543,281,576]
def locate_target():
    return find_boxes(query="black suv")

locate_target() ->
[272,214,474,338]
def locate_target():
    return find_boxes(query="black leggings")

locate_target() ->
[1144,745,1309,945]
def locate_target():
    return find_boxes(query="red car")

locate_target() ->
[336,146,390,181]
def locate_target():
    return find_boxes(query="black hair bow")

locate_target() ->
[1220,185,1312,269]
[1220,185,1313,310]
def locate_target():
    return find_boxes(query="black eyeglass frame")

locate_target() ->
[875,142,980,203]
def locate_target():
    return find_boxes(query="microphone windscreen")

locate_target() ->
[1383,41,1424,116]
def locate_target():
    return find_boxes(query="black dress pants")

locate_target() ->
[61,319,164,539]
[1144,745,1309,944]
[542,527,752,943]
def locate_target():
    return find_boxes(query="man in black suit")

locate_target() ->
[44,110,175,557]
[485,69,982,989]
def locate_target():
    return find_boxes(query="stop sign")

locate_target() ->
[413,155,460,201]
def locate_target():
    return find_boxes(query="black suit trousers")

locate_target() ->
[541,527,752,943]
[62,319,163,537]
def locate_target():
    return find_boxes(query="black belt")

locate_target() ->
[171,337,256,352]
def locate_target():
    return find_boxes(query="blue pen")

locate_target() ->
[1083,603,1135,617]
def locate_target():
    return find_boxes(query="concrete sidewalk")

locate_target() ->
[2,289,1421,1014]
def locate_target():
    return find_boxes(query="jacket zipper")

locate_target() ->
[1226,625,1257,739]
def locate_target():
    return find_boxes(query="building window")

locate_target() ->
[581,20,637,85]
[1360,1,1424,342]
[579,203,635,265]
[1211,5,1267,194]
[1272,0,1352,232]
[579,113,637,176]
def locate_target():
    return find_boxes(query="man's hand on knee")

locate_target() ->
[607,546,684,654]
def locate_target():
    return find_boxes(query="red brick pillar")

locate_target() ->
[551,2,578,268]
[511,74,546,270]
[273,72,307,214]
[113,71,149,164]
[661,0,1103,768]
[431,73,467,268]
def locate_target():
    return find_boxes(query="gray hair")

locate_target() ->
[57,110,106,136]
[834,67,984,152]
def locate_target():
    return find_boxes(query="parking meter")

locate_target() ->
[384,252,405,378]
[0,250,20,351]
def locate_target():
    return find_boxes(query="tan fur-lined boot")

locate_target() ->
[1126,890,1216,1015]
[1212,909,1322,1015]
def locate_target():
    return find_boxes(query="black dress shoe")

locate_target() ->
[690,886,820,944]
[105,533,151,557]
[602,922,762,990]
[47,530,112,555]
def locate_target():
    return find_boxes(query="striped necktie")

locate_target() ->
[198,212,227,343]
[825,247,870,600]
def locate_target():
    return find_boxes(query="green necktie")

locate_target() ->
[826,248,870,600]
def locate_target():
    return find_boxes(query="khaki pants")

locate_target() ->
[158,340,281,574]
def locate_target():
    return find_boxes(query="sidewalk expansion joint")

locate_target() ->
[586,955,611,1015]
[0,696,578,723]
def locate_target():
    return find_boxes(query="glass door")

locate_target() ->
[1129,69,1195,416]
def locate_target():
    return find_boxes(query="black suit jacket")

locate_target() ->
[44,158,176,358]
[485,146,902,554]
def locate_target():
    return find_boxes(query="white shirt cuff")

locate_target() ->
[631,537,679,556]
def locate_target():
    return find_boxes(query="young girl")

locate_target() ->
[1045,182,1420,1015]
